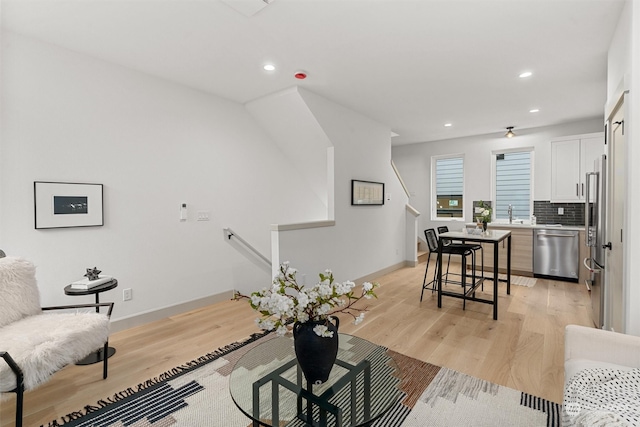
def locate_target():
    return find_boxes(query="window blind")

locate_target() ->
[495,151,530,220]
[435,157,463,218]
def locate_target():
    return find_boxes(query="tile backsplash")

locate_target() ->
[533,201,585,226]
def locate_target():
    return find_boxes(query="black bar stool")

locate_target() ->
[421,228,475,307]
[437,226,484,292]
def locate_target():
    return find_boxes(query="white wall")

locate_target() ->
[607,0,640,335]
[391,118,603,234]
[0,32,327,320]
[628,0,640,336]
[272,88,409,283]
[607,1,631,98]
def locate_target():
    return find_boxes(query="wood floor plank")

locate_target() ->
[0,261,593,426]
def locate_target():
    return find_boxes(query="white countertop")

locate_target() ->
[442,229,511,242]
[465,222,584,231]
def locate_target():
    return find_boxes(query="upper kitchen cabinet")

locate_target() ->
[550,133,604,202]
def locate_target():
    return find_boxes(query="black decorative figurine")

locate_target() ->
[84,267,101,281]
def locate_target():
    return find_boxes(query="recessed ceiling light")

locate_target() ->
[529,108,540,113]
[519,71,533,78]
[444,123,452,127]
[263,64,276,71]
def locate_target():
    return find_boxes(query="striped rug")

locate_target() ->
[43,332,559,427]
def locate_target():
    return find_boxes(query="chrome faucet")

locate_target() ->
[508,204,513,224]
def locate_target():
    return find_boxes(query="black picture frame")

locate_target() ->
[351,180,385,206]
[34,181,104,229]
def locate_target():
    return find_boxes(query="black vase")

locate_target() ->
[482,221,488,231]
[293,316,339,385]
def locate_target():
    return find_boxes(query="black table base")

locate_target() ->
[252,358,371,427]
[75,346,116,365]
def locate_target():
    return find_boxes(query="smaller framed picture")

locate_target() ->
[351,180,385,206]
[34,181,104,229]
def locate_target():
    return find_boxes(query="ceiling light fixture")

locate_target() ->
[263,64,276,71]
[294,70,307,79]
[529,108,540,113]
[505,126,515,138]
[444,123,452,127]
[519,71,532,78]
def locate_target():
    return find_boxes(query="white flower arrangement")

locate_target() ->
[236,262,378,337]
[477,200,492,223]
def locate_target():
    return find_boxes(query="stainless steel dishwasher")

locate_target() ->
[533,228,579,282]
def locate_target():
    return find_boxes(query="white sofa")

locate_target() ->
[563,324,640,426]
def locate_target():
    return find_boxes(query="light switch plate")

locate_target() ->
[558,207,564,215]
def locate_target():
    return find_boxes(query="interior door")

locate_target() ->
[607,101,625,332]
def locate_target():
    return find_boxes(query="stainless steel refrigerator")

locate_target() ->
[584,154,607,328]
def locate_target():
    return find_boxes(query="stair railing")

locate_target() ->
[223,228,271,266]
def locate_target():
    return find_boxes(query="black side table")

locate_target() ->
[64,279,118,365]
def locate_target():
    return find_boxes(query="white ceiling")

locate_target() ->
[1,0,625,144]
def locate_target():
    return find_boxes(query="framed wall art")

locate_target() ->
[351,179,385,206]
[34,181,104,229]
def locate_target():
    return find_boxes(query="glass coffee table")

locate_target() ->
[229,333,401,427]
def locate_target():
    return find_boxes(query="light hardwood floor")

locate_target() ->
[0,261,594,427]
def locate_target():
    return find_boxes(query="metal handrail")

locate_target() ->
[224,228,271,266]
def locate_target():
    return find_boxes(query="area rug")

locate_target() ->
[463,272,537,287]
[502,274,537,287]
[43,331,559,427]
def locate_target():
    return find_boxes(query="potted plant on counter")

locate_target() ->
[476,200,492,231]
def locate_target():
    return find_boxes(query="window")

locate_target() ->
[494,150,533,221]
[433,155,464,219]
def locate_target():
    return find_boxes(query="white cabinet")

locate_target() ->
[581,136,604,198]
[550,133,604,202]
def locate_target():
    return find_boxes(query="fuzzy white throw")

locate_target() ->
[0,257,111,395]
[0,257,41,328]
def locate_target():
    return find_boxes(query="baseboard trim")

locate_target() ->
[355,261,408,285]
[110,290,235,333]
[111,261,414,332]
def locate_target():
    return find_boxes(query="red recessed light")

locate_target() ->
[294,71,307,80]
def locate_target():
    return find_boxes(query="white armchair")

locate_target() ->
[563,324,640,425]
[0,256,114,427]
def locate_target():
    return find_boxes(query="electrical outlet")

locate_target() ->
[123,288,132,301]
[558,207,564,215]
